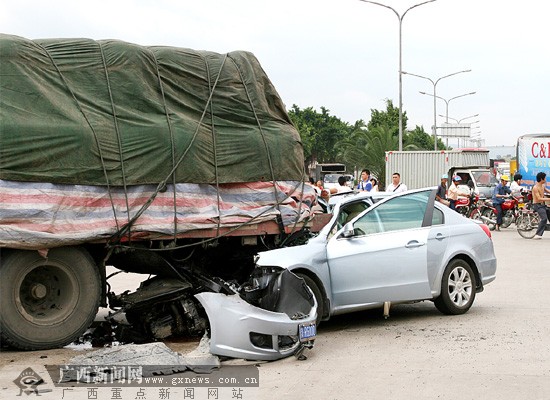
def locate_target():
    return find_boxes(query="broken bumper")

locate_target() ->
[195,291,317,361]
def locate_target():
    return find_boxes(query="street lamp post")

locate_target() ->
[419,91,476,148]
[402,69,471,150]
[439,113,479,124]
[360,0,436,151]
[439,114,480,146]
[420,91,476,122]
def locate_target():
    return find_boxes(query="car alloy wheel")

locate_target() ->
[434,259,476,315]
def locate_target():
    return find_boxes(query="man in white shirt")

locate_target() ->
[510,173,523,194]
[386,172,407,193]
[333,175,352,194]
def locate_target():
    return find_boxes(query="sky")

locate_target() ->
[2,0,549,147]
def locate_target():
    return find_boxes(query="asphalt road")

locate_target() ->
[1,227,548,400]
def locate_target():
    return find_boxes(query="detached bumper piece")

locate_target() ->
[196,269,317,361]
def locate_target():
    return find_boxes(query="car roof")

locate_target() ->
[326,191,394,214]
[328,191,392,207]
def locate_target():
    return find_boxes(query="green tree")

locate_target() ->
[337,122,399,188]
[289,100,447,184]
[404,125,448,150]
[288,105,351,167]
[337,119,369,174]
[404,126,432,150]
[367,99,407,137]
[362,124,398,189]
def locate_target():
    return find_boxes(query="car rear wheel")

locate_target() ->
[0,247,102,350]
[434,259,476,315]
[295,273,324,326]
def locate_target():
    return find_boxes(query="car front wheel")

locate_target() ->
[295,273,324,326]
[434,259,476,315]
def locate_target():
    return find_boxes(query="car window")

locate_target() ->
[432,207,444,225]
[328,200,372,239]
[353,191,430,235]
[324,174,340,183]
[337,202,370,230]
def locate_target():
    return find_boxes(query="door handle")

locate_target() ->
[435,233,446,240]
[405,240,426,248]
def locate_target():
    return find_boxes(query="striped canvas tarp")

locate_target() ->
[0,180,315,250]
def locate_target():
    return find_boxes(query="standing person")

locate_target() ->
[315,180,324,191]
[532,172,550,239]
[356,169,372,192]
[510,173,523,194]
[334,175,353,193]
[308,177,321,195]
[491,174,512,231]
[370,178,379,192]
[436,174,450,206]
[386,172,407,193]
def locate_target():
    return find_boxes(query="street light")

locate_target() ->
[402,69,471,150]
[420,91,476,148]
[360,0,437,151]
[419,91,476,125]
[439,113,479,124]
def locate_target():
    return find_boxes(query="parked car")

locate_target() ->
[254,188,497,323]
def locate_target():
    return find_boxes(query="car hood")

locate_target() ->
[256,236,327,269]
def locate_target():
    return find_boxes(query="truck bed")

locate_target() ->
[0,180,322,250]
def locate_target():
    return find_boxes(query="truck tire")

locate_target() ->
[0,247,102,350]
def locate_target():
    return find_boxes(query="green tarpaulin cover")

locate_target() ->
[0,34,304,186]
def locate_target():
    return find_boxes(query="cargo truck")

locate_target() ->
[385,149,497,198]
[0,35,327,353]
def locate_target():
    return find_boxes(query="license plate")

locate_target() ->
[299,322,316,342]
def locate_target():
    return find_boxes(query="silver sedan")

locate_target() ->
[254,188,497,323]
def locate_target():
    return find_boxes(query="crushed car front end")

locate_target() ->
[195,268,317,361]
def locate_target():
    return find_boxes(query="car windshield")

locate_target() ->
[324,174,340,183]
[472,171,498,187]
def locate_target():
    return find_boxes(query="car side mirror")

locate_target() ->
[342,222,355,238]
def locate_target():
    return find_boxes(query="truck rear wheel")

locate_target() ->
[0,247,102,350]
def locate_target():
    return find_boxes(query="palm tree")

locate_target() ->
[338,123,398,189]
[363,125,398,189]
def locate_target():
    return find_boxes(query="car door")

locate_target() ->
[326,190,434,309]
